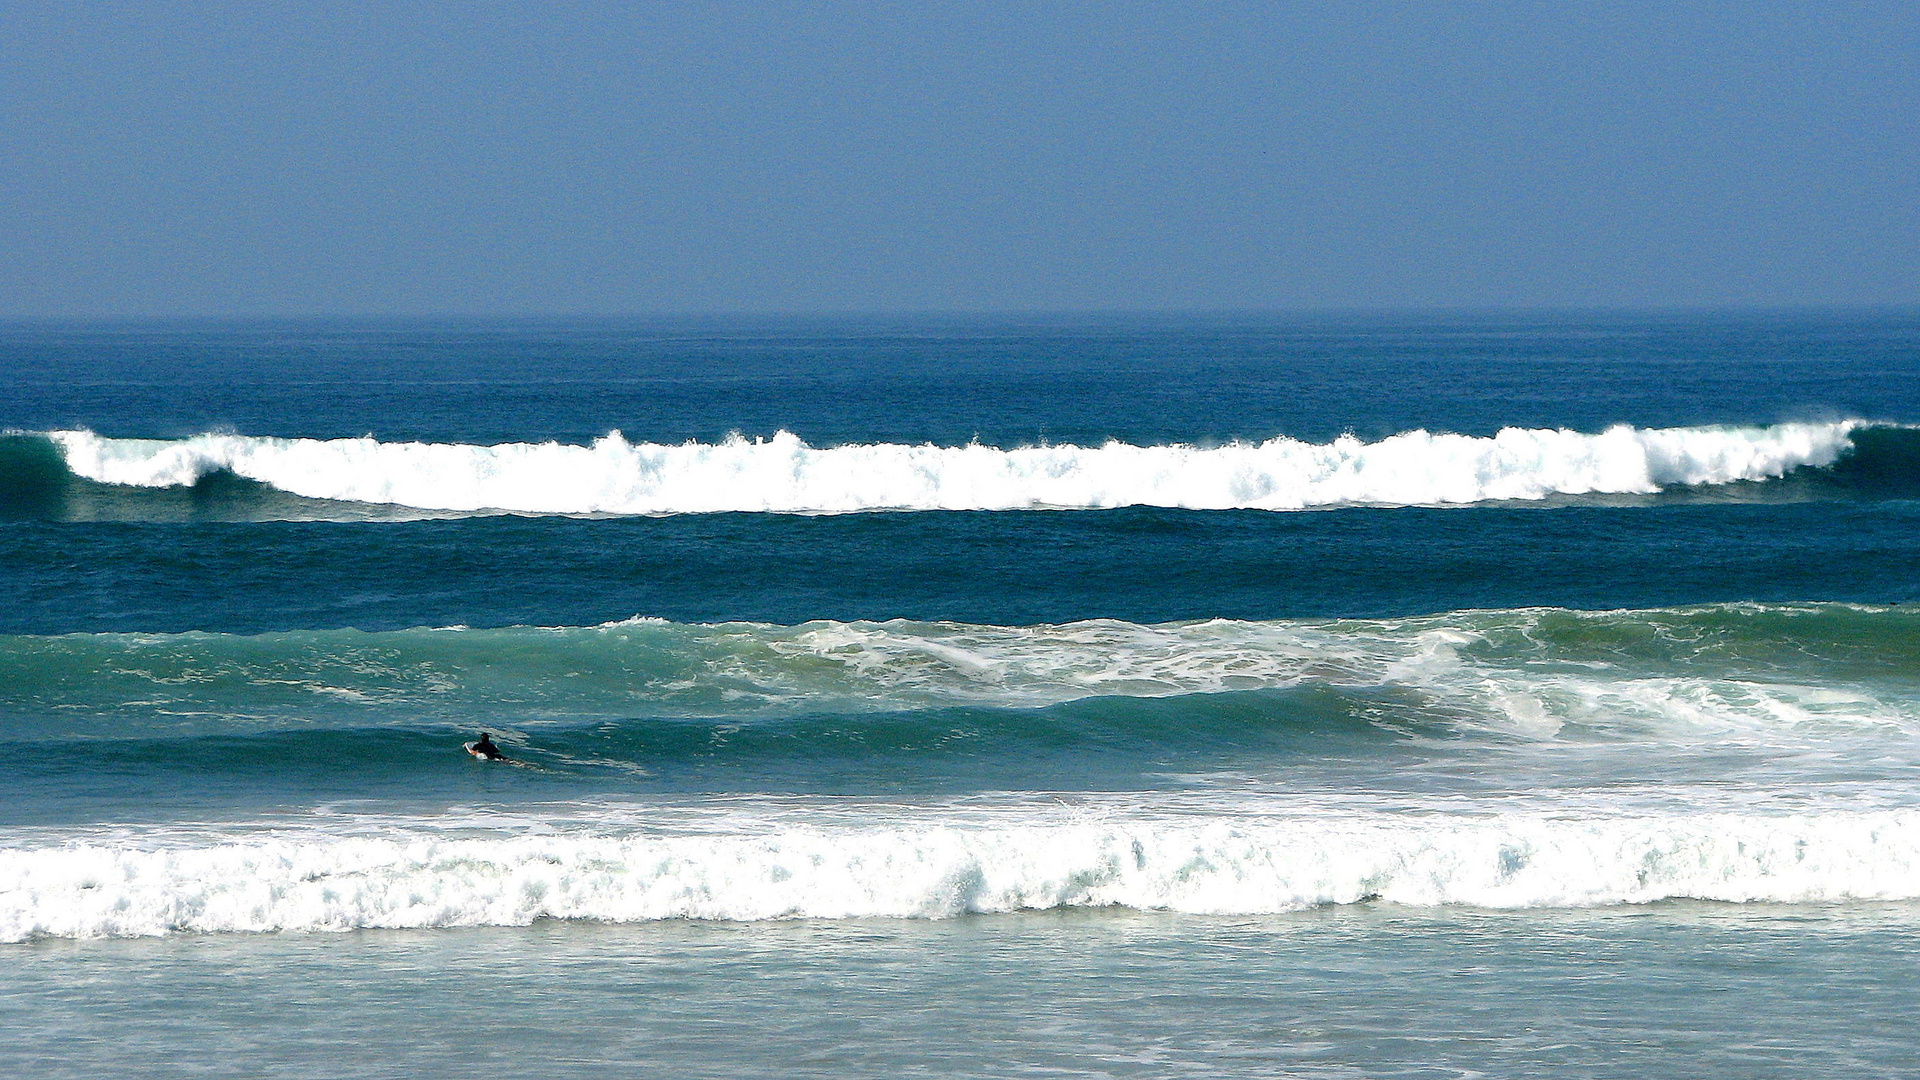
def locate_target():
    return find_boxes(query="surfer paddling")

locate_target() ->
[467,732,506,761]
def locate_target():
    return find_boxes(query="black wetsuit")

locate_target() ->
[472,737,503,760]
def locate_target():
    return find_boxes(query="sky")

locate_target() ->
[1,1,1915,317]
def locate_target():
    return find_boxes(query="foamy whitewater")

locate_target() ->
[43,420,1860,513]
[9,601,1920,939]
[10,607,1918,742]
[8,808,1920,941]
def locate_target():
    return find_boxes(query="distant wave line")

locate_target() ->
[37,421,1870,515]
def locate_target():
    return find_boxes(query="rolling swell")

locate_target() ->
[0,687,1419,824]
[6,606,1918,743]
[7,421,1916,520]
[0,434,458,522]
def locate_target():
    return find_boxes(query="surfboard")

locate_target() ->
[464,741,541,768]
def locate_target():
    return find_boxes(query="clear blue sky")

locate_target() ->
[2,1,1915,316]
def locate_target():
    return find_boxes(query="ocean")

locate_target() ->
[3,312,1919,1077]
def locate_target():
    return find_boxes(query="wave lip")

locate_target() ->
[7,809,1919,939]
[41,422,1863,515]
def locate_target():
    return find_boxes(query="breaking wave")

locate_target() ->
[7,605,1918,742]
[5,420,1908,518]
[7,809,1920,939]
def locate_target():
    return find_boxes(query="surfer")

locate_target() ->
[468,732,505,760]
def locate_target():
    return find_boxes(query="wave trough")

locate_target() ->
[40,422,1864,514]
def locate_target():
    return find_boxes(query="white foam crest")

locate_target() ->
[759,618,1383,699]
[744,617,1920,743]
[7,810,1918,939]
[45,421,1860,514]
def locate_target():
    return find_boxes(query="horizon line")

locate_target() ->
[3,303,1918,327]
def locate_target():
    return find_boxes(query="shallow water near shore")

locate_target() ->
[7,904,1919,1079]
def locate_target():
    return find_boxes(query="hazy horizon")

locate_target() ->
[4,1,1914,319]
[5,304,1920,328]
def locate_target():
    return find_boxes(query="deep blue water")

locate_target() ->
[6,503,1920,634]
[7,312,1916,445]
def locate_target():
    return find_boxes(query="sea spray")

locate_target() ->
[8,809,1920,939]
[42,422,1861,514]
